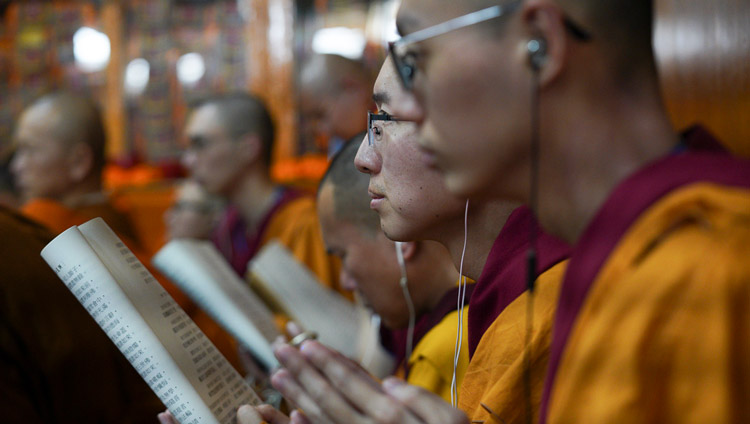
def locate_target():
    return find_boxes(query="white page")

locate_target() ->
[153,239,280,370]
[249,242,373,360]
[41,219,260,424]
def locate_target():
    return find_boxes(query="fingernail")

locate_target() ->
[382,377,404,392]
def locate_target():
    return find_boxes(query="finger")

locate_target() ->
[382,378,468,424]
[157,411,177,424]
[236,404,264,424]
[270,368,338,423]
[286,321,303,337]
[299,341,421,424]
[254,404,291,424]
[290,410,313,424]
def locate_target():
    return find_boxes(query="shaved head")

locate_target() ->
[319,134,380,237]
[28,91,106,174]
[301,54,374,95]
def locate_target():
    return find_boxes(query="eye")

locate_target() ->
[372,124,384,141]
[400,50,420,85]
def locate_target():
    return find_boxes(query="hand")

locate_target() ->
[271,341,468,424]
[157,406,265,424]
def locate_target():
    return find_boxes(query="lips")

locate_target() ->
[368,187,385,210]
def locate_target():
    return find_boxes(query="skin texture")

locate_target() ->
[354,58,467,243]
[356,57,516,281]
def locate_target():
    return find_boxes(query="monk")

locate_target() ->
[181,93,342,295]
[0,206,162,423]
[319,137,469,402]
[11,91,242,369]
[385,0,750,423]
[240,57,568,424]
[11,92,139,243]
[299,54,375,154]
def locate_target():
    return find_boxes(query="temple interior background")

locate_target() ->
[0,0,747,232]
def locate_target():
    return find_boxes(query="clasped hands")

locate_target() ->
[160,334,467,424]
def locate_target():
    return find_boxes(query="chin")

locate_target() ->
[381,225,412,243]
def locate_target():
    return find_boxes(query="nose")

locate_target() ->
[354,133,381,175]
[340,268,357,292]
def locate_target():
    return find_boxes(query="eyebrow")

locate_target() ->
[372,91,390,109]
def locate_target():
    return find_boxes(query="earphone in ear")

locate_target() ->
[527,38,548,71]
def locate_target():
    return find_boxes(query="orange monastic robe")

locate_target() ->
[458,207,569,424]
[541,129,750,423]
[21,197,138,242]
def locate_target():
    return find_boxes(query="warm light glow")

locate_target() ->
[124,58,150,95]
[312,27,367,59]
[176,52,206,87]
[73,27,111,72]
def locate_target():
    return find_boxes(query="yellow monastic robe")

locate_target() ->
[406,307,470,403]
[541,139,750,423]
[456,206,570,424]
[548,184,750,423]
[459,262,566,424]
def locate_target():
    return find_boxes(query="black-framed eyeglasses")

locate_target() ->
[368,111,404,146]
[389,1,592,91]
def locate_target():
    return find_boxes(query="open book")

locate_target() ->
[40,218,261,424]
[249,242,394,378]
[153,239,281,370]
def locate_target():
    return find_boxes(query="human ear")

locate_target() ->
[67,142,94,182]
[520,0,570,86]
[237,133,263,165]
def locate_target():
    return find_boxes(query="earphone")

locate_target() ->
[395,241,416,371]
[527,37,547,71]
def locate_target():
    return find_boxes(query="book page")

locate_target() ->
[153,239,281,370]
[41,219,260,424]
[248,242,388,368]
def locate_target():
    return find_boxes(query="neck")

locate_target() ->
[538,73,678,243]
[227,169,278,231]
[434,200,516,281]
[412,241,462,314]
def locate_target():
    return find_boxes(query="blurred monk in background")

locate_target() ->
[10,90,242,370]
[181,92,343,295]
[11,91,139,244]
[299,54,375,155]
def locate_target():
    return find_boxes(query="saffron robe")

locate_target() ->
[458,206,570,423]
[391,285,474,402]
[0,206,162,423]
[540,130,750,423]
